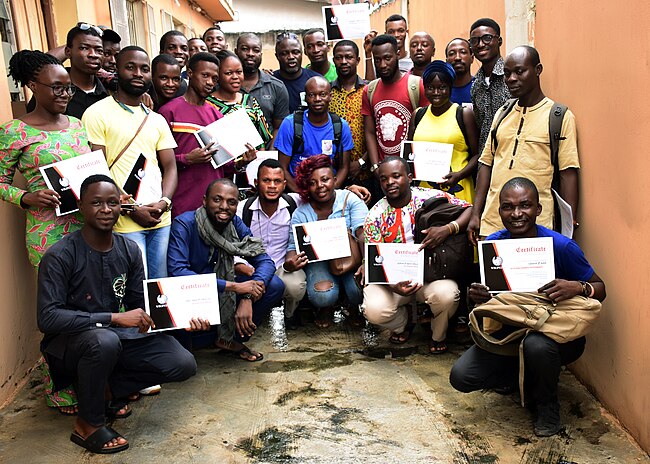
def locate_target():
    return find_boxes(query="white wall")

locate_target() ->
[221,0,327,33]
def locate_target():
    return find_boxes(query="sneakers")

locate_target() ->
[139,385,162,396]
[534,401,562,437]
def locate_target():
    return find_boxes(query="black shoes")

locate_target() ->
[534,401,562,437]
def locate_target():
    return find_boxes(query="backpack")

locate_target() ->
[292,110,343,169]
[240,193,298,228]
[413,104,473,157]
[414,196,473,283]
[490,98,569,232]
[367,74,421,111]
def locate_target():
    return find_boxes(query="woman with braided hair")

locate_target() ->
[0,49,92,414]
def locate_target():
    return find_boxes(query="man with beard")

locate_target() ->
[37,175,197,454]
[29,23,108,118]
[409,32,435,77]
[159,52,257,218]
[236,33,289,143]
[445,38,474,106]
[83,46,178,279]
[204,26,228,54]
[329,40,368,187]
[151,54,182,111]
[361,34,428,202]
[303,28,337,82]
[168,178,284,361]
[273,33,320,113]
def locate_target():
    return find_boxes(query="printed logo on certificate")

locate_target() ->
[144,273,220,332]
[322,3,371,41]
[39,150,112,216]
[400,141,453,183]
[478,237,555,293]
[292,217,351,263]
[365,243,424,284]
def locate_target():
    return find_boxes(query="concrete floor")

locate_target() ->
[0,307,647,464]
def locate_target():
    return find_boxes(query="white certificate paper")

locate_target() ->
[400,141,453,182]
[144,273,220,332]
[322,3,371,41]
[245,151,279,186]
[479,237,555,293]
[552,189,574,239]
[195,109,264,169]
[293,217,351,263]
[39,150,111,216]
[365,243,424,284]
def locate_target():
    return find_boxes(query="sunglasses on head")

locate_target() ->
[77,22,103,37]
[276,32,299,42]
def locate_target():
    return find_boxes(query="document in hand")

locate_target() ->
[479,237,555,293]
[293,217,351,263]
[365,243,424,284]
[194,109,264,169]
[144,273,220,332]
[39,150,112,216]
[322,3,371,41]
[400,141,453,183]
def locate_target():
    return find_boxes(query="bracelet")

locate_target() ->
[446,224,454,235]
[365,57,372,60]
[450,221,460,234]
[586,282,595,298]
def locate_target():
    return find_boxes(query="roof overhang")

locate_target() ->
[195,0,235,22]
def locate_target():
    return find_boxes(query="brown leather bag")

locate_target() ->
[329,192,362,276]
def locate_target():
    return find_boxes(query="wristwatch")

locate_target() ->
[358,157,366,167]
[241,293,253,300]
[369,163,380,173]
[160,196,172,211]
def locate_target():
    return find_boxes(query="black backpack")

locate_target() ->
[292,110,343,169]
[414,196,473,283]
[240,193,298,228]
[490,98,569,232]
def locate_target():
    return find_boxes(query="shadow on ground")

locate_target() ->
[0,307,647,463]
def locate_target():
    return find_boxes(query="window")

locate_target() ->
[146,3,157,55]
[126,0,146,48]
[109,0,130,47]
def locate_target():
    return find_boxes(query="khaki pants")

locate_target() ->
[275,266,307,317]
[362,280,460,342]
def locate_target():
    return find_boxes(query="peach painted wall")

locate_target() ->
[535,1,650,452]
[0,35,40,408]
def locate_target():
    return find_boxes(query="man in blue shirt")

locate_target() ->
[275,75,353,192]
[168,178,284,361]
[451,177,606,437]
[446,38,474,105]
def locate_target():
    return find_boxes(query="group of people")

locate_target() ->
[0,14,606,454]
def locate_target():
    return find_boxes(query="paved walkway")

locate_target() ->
[0,308,647,463]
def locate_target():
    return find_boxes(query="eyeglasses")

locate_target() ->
[33,80,77,97]
[468,34,498,48]
[77,22,103,37]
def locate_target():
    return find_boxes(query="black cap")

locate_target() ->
[101,28,121,44]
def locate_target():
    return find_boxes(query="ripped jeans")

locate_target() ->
[304,261,363,309]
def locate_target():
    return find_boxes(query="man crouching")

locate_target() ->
[37,175,197,454]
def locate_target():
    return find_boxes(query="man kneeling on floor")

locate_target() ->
[450,177,606,436]
[168,178,284,361]
[37,175,197,454]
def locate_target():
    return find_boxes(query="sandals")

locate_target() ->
[236,345,264,362]
[70,425,129,454]
[389,324,415,344]
[57,405,78,416]
[105,400,132,420]
[429,340,448,355]
[314,307,334,329]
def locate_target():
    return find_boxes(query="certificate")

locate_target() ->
[552,189,574,239]
[144,273,220,332]
[478,237,555,293]
[39,150,111,216]
[365,243,424,284]
[195,109,264,169]
[245,151,278,186]
[322,3,371,41]
[292,217,351,263]
[400,141,453,182]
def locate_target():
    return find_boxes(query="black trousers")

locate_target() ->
[48,330,197,426]
[449,332,585,405]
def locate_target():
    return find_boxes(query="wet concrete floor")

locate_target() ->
[0,307,648,463]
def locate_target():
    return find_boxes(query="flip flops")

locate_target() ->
[70,425,129,454]
[105,400,132,420]
[429,340,448,355]
[235,345,264,362]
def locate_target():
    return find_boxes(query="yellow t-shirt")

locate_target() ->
[478,97,579,236]
[83,98,177,233]
[413,103,476,204]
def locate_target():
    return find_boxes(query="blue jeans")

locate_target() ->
[119,226,170,279]
[304,261,363,309]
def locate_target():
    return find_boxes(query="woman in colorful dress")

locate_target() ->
[407,60,479,204]
[1,50,92,414]
[206,50,272,148]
